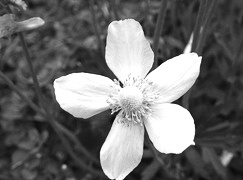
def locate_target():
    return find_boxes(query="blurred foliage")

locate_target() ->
[0,0,243,180]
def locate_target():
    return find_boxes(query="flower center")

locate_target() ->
[119,86,143,111]
[107,76,159,125]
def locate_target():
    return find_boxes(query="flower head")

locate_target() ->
[54,19,201,180]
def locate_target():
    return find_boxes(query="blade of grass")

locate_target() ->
[191,0,208,52]
[183,0,218,109]
[196,0,218,55]
[152,0,168,69]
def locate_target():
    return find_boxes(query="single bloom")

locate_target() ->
[54,19,201,180]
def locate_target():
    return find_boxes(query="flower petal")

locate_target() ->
[146,53,201,103]
[144,103,195,154]
[105,19,154,83]
[100,115,144,180]
[54,73,114,119]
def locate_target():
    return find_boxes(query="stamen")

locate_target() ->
[107,75,159,125]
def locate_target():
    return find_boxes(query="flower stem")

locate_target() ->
[18,32,45,108]
[152,0,168,69]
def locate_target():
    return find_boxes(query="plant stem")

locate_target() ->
[50,116,106,178]
[183,0,218,109]
[152,0,168,69]
[3,2,102,176]
[18,32,45,108]
[191,0,208,52]
[0,70,100,166]
[183,0,204,109]
[196,0,218,55]
[55,121,100,164]
[18,32,104,177]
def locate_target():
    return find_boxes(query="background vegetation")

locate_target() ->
[0,0,243,179]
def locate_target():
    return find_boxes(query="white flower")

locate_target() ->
[53,19,201,180]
